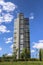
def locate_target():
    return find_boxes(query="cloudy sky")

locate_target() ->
[0,0,43,58]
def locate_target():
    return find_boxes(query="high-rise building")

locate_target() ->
[13,13,30,59]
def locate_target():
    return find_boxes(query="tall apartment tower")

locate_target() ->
[13,13,30,59]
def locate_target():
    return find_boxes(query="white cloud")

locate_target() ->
[0,0,16,12]
[29,13,34,20]
[31,49,35,53]
[0,25,10,33]
[3,2,17,12]
[0,0,5,6]
[10,44,13,49]
[0,13,13,23]
[7,53,12,56]
[0,16,3,23]
[3,13,13,22]
[29,16,34,20]
[33,40,43,49]
[5,53,12,57]
[38,40,43,43]
[0,47,2,51]
[5,37,13,44]
[0,0,17,23]
[0,9,2,13]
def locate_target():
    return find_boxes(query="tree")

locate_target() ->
[39,49,42,61]
[2,54,7,61]
[20,52,25,59]
[20,48,30,60]
[12,48,18,61]
[24,48,30,59]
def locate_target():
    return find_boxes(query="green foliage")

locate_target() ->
[0,61,43,65]
[39,49,42,61]
[20,52,25,59]
[29,58,39,61]
[12,53,16,61]
[20,48,30,60]
[12,48,18,60]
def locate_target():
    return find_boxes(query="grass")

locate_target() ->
[0,61,43,65]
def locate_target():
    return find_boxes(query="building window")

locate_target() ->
[25,33,29,37]
[14,31,17,34]
[25,29,28,31]
[20,39,23,42]
[25,22,29,25]
[20,16,24,19]
[20,34,24,39]
[20,45,23,50]
[14,36,16,40]
[20,50,22,53]
[20,25,24,28]
[20,29,24,34]
[20,39,24,45]
[20,35,24,44]
[25,25,29,29]
[20,20,24,24]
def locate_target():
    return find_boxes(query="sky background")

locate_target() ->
[0,0,43,58]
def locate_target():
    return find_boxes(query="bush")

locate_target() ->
[29,58,39,61]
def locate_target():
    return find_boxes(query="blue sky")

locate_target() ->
[0,0,43,58]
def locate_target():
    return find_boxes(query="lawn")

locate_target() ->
[0,61,43,65]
